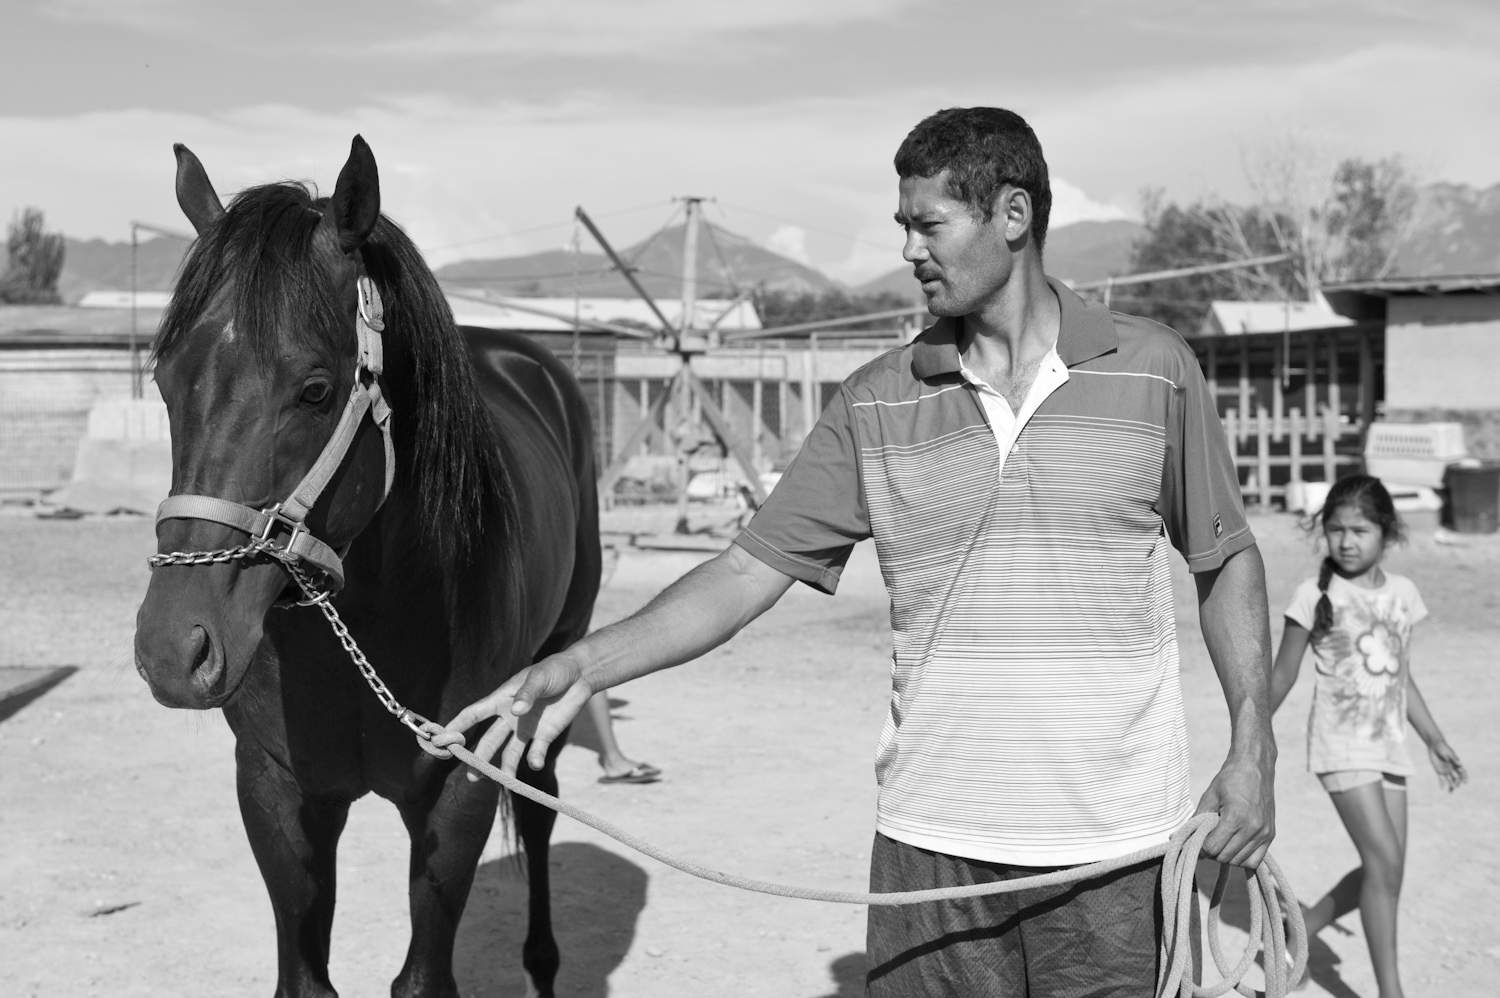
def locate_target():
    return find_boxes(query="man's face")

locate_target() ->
[896,171,1015,318]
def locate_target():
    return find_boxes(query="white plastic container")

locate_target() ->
[1363,422,1468,487]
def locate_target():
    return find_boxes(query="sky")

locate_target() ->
[3,0,1498,284]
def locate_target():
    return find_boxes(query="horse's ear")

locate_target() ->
[173,143,225,235]
[322,135,381,256]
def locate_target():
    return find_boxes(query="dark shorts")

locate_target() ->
[866,832,1196,998]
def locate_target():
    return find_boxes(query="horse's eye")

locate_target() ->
[301,380,332,405]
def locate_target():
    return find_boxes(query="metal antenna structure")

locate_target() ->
[577,200,771,509]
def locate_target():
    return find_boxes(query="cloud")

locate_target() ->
[39,0,917,60]
[383,0,913,58]
[1027,40,1500,208]
[4,33,1497,289]
[1048,177,1133,227]
[764,225,811,265]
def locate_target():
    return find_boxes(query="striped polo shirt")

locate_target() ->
[735,278,1253,865]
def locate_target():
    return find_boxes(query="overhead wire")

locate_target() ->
[621,202,686,268]
[714,199,902,254]
[420,199,673,255]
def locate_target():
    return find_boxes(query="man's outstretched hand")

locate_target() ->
[1196,752,1275,869]
[429,654,594,780]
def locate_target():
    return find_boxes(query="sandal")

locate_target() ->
[598,763,662,785]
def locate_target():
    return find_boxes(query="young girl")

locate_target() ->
[1271,474,1466,998]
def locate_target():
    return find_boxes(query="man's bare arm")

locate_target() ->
[1194,543,1277,868]
[435,544,795,775]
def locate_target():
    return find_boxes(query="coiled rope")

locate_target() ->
[430,729,1305,998]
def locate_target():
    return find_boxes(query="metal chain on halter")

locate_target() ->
[148,539,280,568]
[282,561,433,739]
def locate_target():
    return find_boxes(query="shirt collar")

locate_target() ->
[910,276,1118,380]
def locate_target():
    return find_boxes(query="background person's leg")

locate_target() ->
[583,690,660,782]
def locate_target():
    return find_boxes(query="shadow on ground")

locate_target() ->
[0,665,77,724]
[813,951,868,998]
[1196,858,1360,998]
[456,841,649,997]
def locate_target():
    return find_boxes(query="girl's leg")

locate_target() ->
[1302,776,1409,935]
[584,690,652,778]
[1326,782,1406,998]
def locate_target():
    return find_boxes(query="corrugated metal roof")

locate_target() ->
[1323,274,1500,296]
[1323,274,1500,320]
[1198,297,1353,336]
[443,291,761,333]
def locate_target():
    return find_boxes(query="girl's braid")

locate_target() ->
[1314,556,1337,634]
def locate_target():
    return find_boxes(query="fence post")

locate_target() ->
[1289,407,1303,484]
[1328,333,1341,425]
[1322,405,1338,482]
[1358,330,1376,431]
[1256,406,1272,508]
[1305,333,1317,420]
[1238,339,1251,435]
[1272,338,1284,443]
[751,377,763,471]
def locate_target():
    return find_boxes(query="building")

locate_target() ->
[1323,275,1500,460]
[1197,296,1352,337]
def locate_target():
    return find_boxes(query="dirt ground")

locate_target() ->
[2,504,1498,997]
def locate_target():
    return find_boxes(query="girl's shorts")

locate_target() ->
[1317,770,1407,794]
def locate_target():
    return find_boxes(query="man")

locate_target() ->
[437,107,1275,995]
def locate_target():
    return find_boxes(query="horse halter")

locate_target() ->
[148,275,395,594]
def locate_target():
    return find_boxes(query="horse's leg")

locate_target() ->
[391,759,501,998]
[236,738,351,998]
[513,735,569,998]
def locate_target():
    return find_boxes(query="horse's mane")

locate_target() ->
[156,182,518,643]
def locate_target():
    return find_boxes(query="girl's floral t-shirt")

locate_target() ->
[1285,572,1426,775]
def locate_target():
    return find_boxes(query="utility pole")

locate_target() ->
[678,196,703,335]
[672,197,705,533]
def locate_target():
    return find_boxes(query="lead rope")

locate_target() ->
[282,562,1304,998]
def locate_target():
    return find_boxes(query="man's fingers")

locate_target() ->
[442,682,518,737]
[461,720,514,783]
[527,734,555,772]
[1206,818,1273,869]
[500,732,526,779]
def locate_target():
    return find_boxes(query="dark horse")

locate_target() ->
[134,136,600,998]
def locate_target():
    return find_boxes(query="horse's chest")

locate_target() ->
[246,610,453,802]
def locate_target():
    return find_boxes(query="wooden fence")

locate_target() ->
[1195,324,1382,507]
[1222,406,1362,508]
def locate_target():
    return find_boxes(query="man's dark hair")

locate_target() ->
[895,107,1052,252]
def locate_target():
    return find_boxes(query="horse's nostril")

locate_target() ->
[188,625,212,674]
[186,624,226,698]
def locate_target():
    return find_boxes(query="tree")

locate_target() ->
[752,287,911,331]
[0,207,66,305]
[1120,151,1418,334]
[1240,140,1417,290]
[1117,193,1294,333]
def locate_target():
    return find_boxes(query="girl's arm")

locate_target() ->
[1408,675,1467,791]
[1269,618,1310,713]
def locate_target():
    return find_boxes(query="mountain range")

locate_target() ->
[40,181,1500,304]
[436,221,841,299]
[854,219,1147,301]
